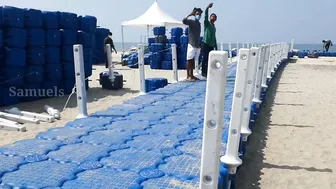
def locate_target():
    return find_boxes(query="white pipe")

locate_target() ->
[252,45,267,104]
[106,44,115,81]
[261,45,270,88]
[220,43,224,51]
[199,51,228,189]
[290,39,294,51]
[241,47,260,141]
[171,44,178,82]
[73,44,88,119]
[5,107,55,123]
[266,44,273,79]
[0,111,40,124]
[121,26,125,53]
[138,44,146,95]
[0,119,26,132]
[44,105,60,119]
[228,42,232,59]
[221,48,250,175]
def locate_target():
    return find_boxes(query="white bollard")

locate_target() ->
[221,48,250,175]
[261,45,270,88]
[171,44,178,82]
[241,47,260,141]
[220,43,224,51]
[138,44,146,95]
[252,45,267,104]
[199,51,229,189]
[73,44,88,119]
[266,44,274,79]
[106,44,115,81]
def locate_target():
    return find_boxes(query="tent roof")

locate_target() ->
[122,0,184,27]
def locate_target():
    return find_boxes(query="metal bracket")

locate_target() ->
[199,51,228,189]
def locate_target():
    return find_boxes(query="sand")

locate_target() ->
[237,57,336,189]
[0,53,187,146]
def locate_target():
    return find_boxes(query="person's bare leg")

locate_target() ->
[186,60,196,81]
[190,59,199,80]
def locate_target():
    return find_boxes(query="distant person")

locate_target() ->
[202,3,217,78]
[104,32,117,68]
[322,40,333,52]
[182,7,203,81]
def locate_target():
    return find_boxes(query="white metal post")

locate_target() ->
[261,45,270,88]
[171,44,178,82]
[220,43,224,51]
[138,44,146,95]
[252,45,267,104]
[200,51,228,189]
[229,42,233,59]
[241,47,260,141]
[106,44,115,81]
[266,44,273,80]
[237,42,239,50]
[221,48,250,175]
[290,39,294,51]
[73,44,88,119]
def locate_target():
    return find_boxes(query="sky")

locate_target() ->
[3,0,336,44]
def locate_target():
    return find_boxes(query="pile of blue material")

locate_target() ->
[145,78,168,92]
[0,6,97,106]
[93,28,110,64]
[293,50,336,58]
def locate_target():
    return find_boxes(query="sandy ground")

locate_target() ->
[237,57,336,189]
[0,53,187,146]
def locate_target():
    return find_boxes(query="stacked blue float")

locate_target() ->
[93,28,110,64]
[0,6,97,107]
[148,26,168,69]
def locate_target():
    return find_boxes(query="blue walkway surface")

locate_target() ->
[0,64,239,189]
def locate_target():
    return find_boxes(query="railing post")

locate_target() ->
[267,44,273,80]
[241,47,260,141]
[138,44,146,95]
[200,51,228,189]
[229,42,232,59]
[73,44,88,119]
[106,44,115,81]
[252,45,267,104]
[261,45,270,88]
[220,43,224,51]
[290,39,295,51]
[171,44,178,82]
[221,48,250,177]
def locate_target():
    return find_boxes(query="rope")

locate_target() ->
[62,77,90,111]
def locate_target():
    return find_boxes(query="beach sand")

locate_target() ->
[0,54,187,146]
[236,57,336,189]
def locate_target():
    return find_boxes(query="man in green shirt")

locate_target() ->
[201,3,217,78]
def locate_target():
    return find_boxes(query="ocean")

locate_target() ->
[113,42,335,52]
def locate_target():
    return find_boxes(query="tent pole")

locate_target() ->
[121,26,125,54]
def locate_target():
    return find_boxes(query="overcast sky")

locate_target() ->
[4,0,336,44]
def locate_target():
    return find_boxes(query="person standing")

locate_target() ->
[322,40,333,52]
[104,32,117,68]
[182,8,203,81]
[201,3,217,78]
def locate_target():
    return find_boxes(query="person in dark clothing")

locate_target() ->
[182,8,203,81]
[104,32,117,68]
[322,40,333,52]
[202,3,217,78]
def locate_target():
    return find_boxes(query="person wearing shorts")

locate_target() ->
[182,8,203,81]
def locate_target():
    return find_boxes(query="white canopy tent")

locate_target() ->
[121,0,185,52]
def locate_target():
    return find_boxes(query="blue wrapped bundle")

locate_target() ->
[2,6,24,28]
[58,12,78,29]
[45,47,60,64]
[171,27,183,37]
[45,30,61,46]
[60,29,77,45]
[45,64,63,81]
[80,15,97,32]
[24,9,43,28]
[27,48,45,65]
[25,65,44,83]
[5,48,26,67]
[27,29,45,47]
[78,31,93,48]
[153,26,166,35]
[42,11,59,29]
[4,28,27,48]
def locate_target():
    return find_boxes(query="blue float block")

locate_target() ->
[153,26,166,35]
[26,29,45,47]
[160,115,202,126]
[62,168,143,189]
[159,154,200,179]
[0,88,19,106]
[45,64,62,81]
[45,30,61,46]
[62,79,75,94]
[0,29,3,48]
[80,15,97,32]
[124,112,165,122]
[4,48,25,67]
[140,105,176,114]
[170,108,204,117]
[127,135,180,150]
[42,80,61,93]
[78,31,93,48]
[0,155,26,177]
[161,61,173,70]
[0,139,62,157]
[48,143,110,164]
[101,148,164,170]
[2,6,24,28]
[0,161,78,188]
[59,12,78,29]
[20,83,42,102]
[62,62,75,79]
[65,117,113,129]
[24,9,43,28]
[105,120,150,131]
[25,65,44,83]
[60,30,77,45]
[81,130,132,146]
[147,123,192,136]
[37,127,91,143]
[42,11,59,29]
[91,108,133,118]
[142,176,199,189]
[108,104,143,112]
[4,28,27,48]
[0,67,25,86]
[151,100,184,108]
[62,45,74,62]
